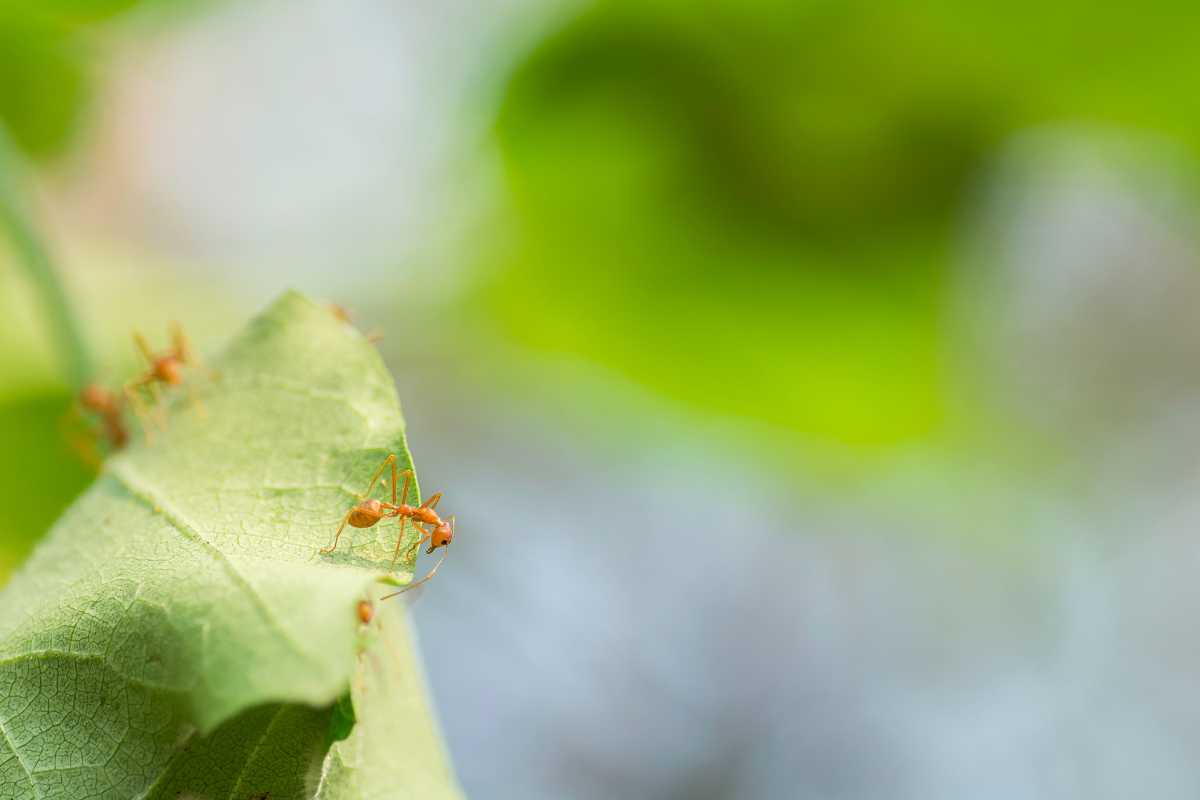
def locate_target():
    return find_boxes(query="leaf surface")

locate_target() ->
[0,291,458,798]
[316,603,461,800]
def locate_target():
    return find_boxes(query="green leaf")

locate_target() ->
[0,391,93,580]
[0,12,89,160]
[0,291,461,797]
[316,605,461,799]
[141,702,336,798]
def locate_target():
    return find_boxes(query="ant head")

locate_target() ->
[428,517,454,552]
[79,384,109,410]
[155,357,184,385]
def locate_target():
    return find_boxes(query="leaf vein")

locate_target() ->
[107,463,331,683]
[0,650,185,694]
[0,710,37,797]
[227,705,290,800]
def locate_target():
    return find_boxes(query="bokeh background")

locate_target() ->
[4,1,1200,797]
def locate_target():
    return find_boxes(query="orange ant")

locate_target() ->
[65,383,129,465]
[79,384,129,449]
[329,304,383,343]
[123,322,208,433]
[321,454,454,596]
[357,600,375,624]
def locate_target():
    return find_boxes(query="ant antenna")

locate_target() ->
[380,544,449,600]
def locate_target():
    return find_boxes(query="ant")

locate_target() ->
[65,383,129,466]
[321,454,454,596]
[123,322,208,434]
[329,304,383,343]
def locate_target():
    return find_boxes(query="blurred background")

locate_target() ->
[4,1,1200,797]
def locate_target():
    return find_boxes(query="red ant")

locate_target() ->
[65,383,129,465]
[123,322,208,434]
[321,454,453,596]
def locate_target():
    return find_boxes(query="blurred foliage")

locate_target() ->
[0,10,89,159]
[0,0,210,585]
[0,248,246,582]
[0,145,87,581]
[0,391,91,577]
[0,0,187,159]
[481,0,1200,448]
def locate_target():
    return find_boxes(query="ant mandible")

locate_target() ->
[123,322,207,433]
[320,454,454,596]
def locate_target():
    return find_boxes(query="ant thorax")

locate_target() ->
[154,357,184,385]
[414,506,440,525]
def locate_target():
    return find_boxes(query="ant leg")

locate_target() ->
[391,518,416,568]
[406,531,432,562]
[170,321,189,361]
[133,332,155,366]
[184,379,208,421]
[393,522,429,569]
[356,454,396,500]
[148,380,169,430]
[60,408,101,468]
[105,411,129,450]
[398,469,412,506]
[405,527,432,560]
[170,324,209,419]
[123,379,157,440]
[420,491,443,510]
[390,516,407,569]
[173,322,217,380]
[320,509,355,554]
[380,545,449,599]
[389,458,398,505]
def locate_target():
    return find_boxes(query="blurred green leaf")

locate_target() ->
[139,703,337,798]
[0,125,94,386]
[485,2,1010,446]
[0,391,92,581]
[481,0,1200,449]
[0,292,460,796]
[0,10,89,158]
[0,0,200,160]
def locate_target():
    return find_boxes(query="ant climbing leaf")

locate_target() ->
[0,292,461,798]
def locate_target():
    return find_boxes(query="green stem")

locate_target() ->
[0,134,92,389]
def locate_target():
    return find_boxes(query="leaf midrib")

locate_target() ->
[227,705,291,800]
[107,461,329,679]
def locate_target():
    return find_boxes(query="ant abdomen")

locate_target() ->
[348,499,385,528]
